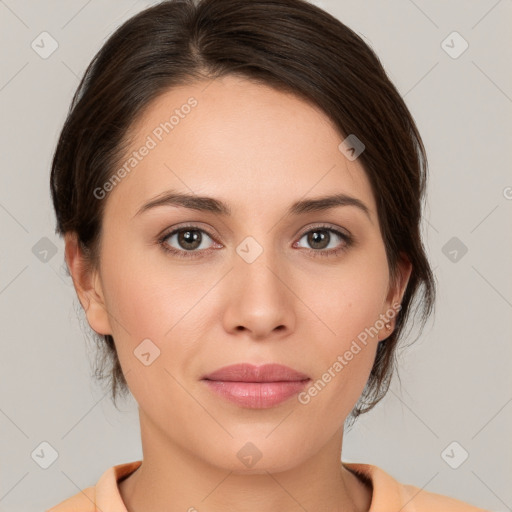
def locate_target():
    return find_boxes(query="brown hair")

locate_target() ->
[50,0,436,424]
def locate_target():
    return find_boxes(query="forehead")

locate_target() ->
[105,75,376,221]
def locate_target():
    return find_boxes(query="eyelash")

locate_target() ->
[157,224,353,260]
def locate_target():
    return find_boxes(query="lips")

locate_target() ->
[201,363,310,383]
[201,363,311,409]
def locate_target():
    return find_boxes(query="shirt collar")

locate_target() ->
[95,459,406,512]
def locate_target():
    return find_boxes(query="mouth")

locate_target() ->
[201,362,310,383]
[201,363,311,409]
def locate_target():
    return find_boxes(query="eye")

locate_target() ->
[158,225,220,259]
[158,223,353,260]
[294,225,352,258]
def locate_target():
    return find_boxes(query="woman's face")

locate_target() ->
[71,74,410,472]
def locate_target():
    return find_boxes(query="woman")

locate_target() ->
[47,0,486,510]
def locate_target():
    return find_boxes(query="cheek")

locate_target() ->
[296,251,389,403]
[99,236,220,367]
[98,256,208,405]
[297,281,385,426]
[303,253,390,344]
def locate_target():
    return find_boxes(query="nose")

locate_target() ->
[221,243,296,340]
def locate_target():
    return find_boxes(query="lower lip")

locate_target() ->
[202,379,310,409]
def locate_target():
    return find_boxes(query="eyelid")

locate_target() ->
[158,222,219,242]
[158,222,354,259]
[157,224,221,260]
[296,222,351,239]
[159,222,351,244]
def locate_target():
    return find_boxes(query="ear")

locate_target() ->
[64,232,112,336]
[379,251,412,339]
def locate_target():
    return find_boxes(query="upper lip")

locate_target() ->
[202,363,310,383]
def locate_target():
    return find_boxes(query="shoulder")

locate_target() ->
[400,482,488,511]
[344,462,488,511]
[45,485,96,512]
[45,460,142,512]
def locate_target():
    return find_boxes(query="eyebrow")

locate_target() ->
[134,190,371,220]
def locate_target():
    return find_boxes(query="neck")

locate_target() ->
[119,409,372,512]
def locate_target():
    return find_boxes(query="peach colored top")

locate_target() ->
[46,460,487,511]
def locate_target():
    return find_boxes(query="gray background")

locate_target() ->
[0,0,511,510]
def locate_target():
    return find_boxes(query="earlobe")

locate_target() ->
[64,232,112,336]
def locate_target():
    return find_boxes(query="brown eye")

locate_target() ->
[176,229,203,250]
[307,229,331,250]
[160,226,218,258]
[294,225,352,258]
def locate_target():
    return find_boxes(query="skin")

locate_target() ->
[65,74,411,512]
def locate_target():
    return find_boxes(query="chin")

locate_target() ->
[198,436,309,475]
